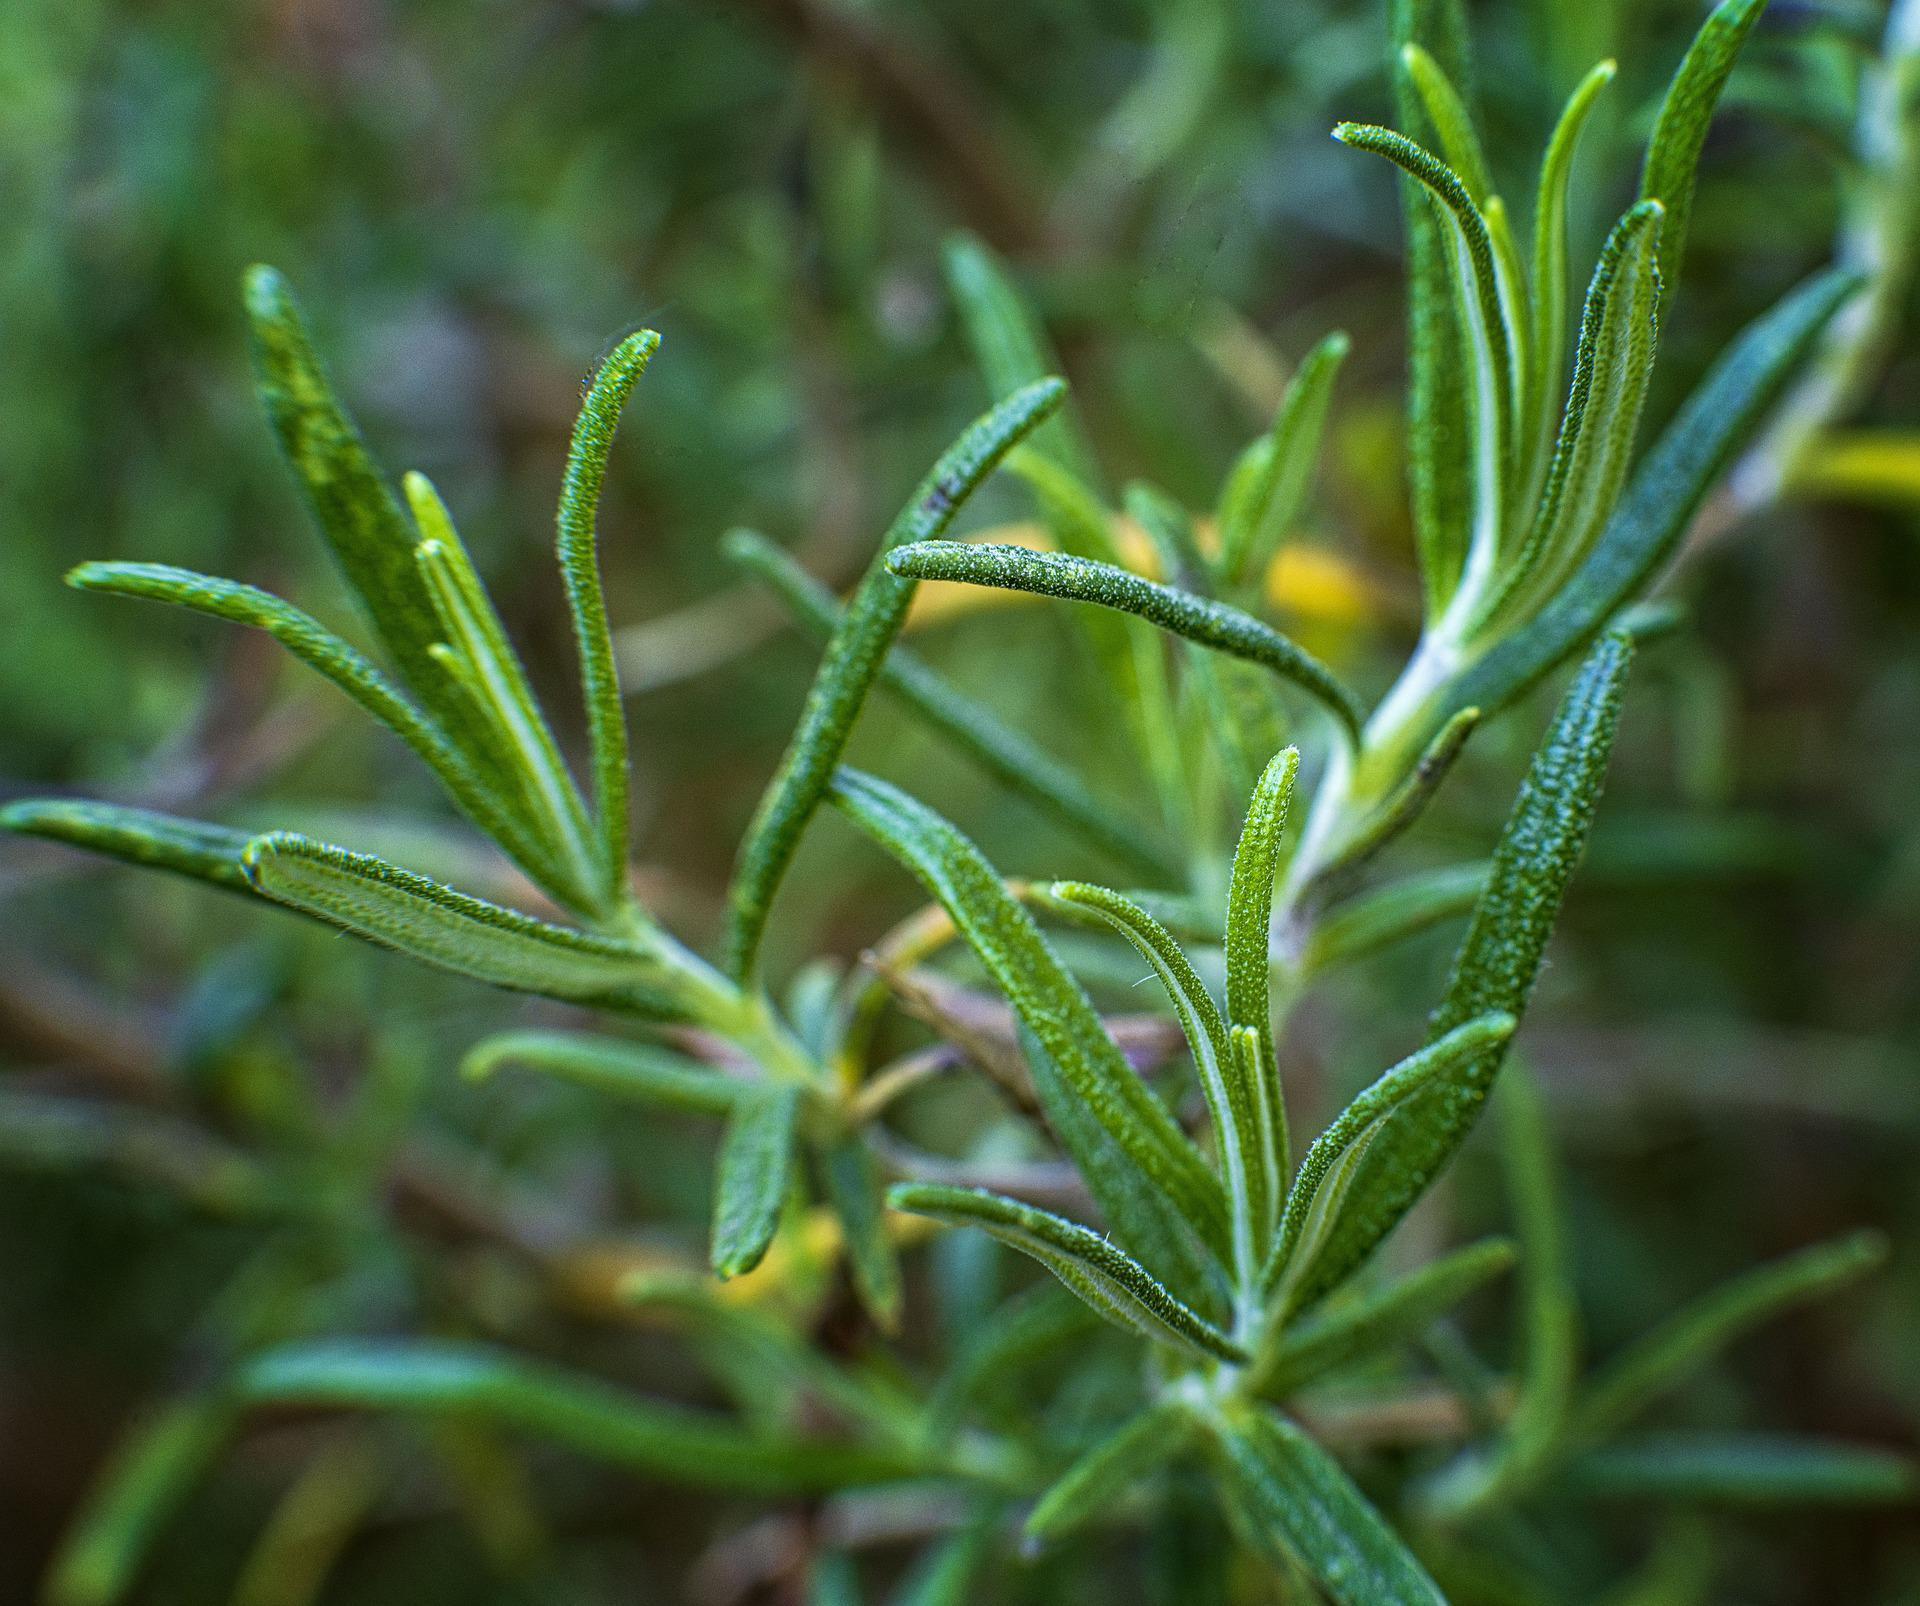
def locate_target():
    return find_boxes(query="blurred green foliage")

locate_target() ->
[1,0,1916,1601]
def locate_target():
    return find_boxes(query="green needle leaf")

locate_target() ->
[1530,60,1618,495]
[1223,747,1300,1247]
[243,266,502,771]
[1561,1433,1918,1506]
[237,1341,920,1492]
[41,1393,236,1606]
[462,1030,742,1116]
[409,475,599,906]
[63,561,564,892]
[889,1184,1246,1364]
[1216,332,1350,591]
[830,768,1230,1263]
[1025,1400,1196,1546]
[1571,1230,1888,1445]
[2,800,253,893]
[1043,881,1260,1286]
[1334,123,1517,605]
[1306,631,1633,1297]
[821,1131,904,1331]
[1399,44,1494,204]
[726,379,1066,979]
[1476,201,1665,635]
[943,233,1102,490]
[885,542,1365,741]
[1264,1013,1516,1310]
[1450,269,1859,719]
[1206,1404,1447,1605]
[1257,1239,1516,1396]
[241,833,678,1012]
[1305,861,1488,974]
[1311,708,1479,895]
[1390,0,1480,616]
[1639,0,1770,312]
[558,328,660,903]
[723,528,1173,880]
[711,1086,802,1279]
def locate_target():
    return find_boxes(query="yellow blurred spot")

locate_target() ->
[1789,430,1920,508]
[1264,544,1374,628]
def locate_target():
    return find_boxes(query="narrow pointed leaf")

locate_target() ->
[1448,270,1857,719]
[243,266,502,767]
[1312,708,1479,895]
[1477,202,1665,634]
[1572,1230,1887,1445]
[886,542,1364,741]
[462,1030,741,1116]
[1266,1013,1515,1307]
[712,1086,801,1278]
[1217,332,1350,589]
[236,1341,919,1491]
[1530,61,1618,491]
[241,833,677,1012]
[889,1184,1245,1363]
[726,379,1066,978]
[557,328,660,901]
[1423,1065,1579,1517]
[409,475,598,902]
[943,233,1101,490]
[1390,0,1480,614]
[1206,1405,1447,1605]
[1564,1433,1916,1506]
[1025,1400,1196,1545]
[42,1394,236,1606]
[1224,747,1300,1246]
[1305,861,1488,974]
[1020,1022,1229,1316]
[1307,632,1633,1296]
[2,800,253,893]
[1259,1239,1516,1396]
[829,769,1229,1260]
[1399,44,1494,204]
[1125,480,1213,594]
[1334,123,1515,602]
[723,529,1172,879]
[1639,0,1769,311]
[63,561,562,888]
[1044,881,1259,1284]
[822,1131,903,1331]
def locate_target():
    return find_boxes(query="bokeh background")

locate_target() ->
[1,0,1915,1600]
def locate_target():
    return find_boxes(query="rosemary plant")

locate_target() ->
[4,1,1909,1600]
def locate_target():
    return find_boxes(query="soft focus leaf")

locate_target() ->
[821,1130,903,1331]
[712,1086,801,1278]
[462,1030,741,1115]
[2,800,253,893]
[1206,1404,1446,1605]
[1563,1433,1917,1506]
[1572,1231,1888,1444]
[1259,1239,1516,1395]
[1025,1400,1196,1545]
[237,1341,918,1491]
